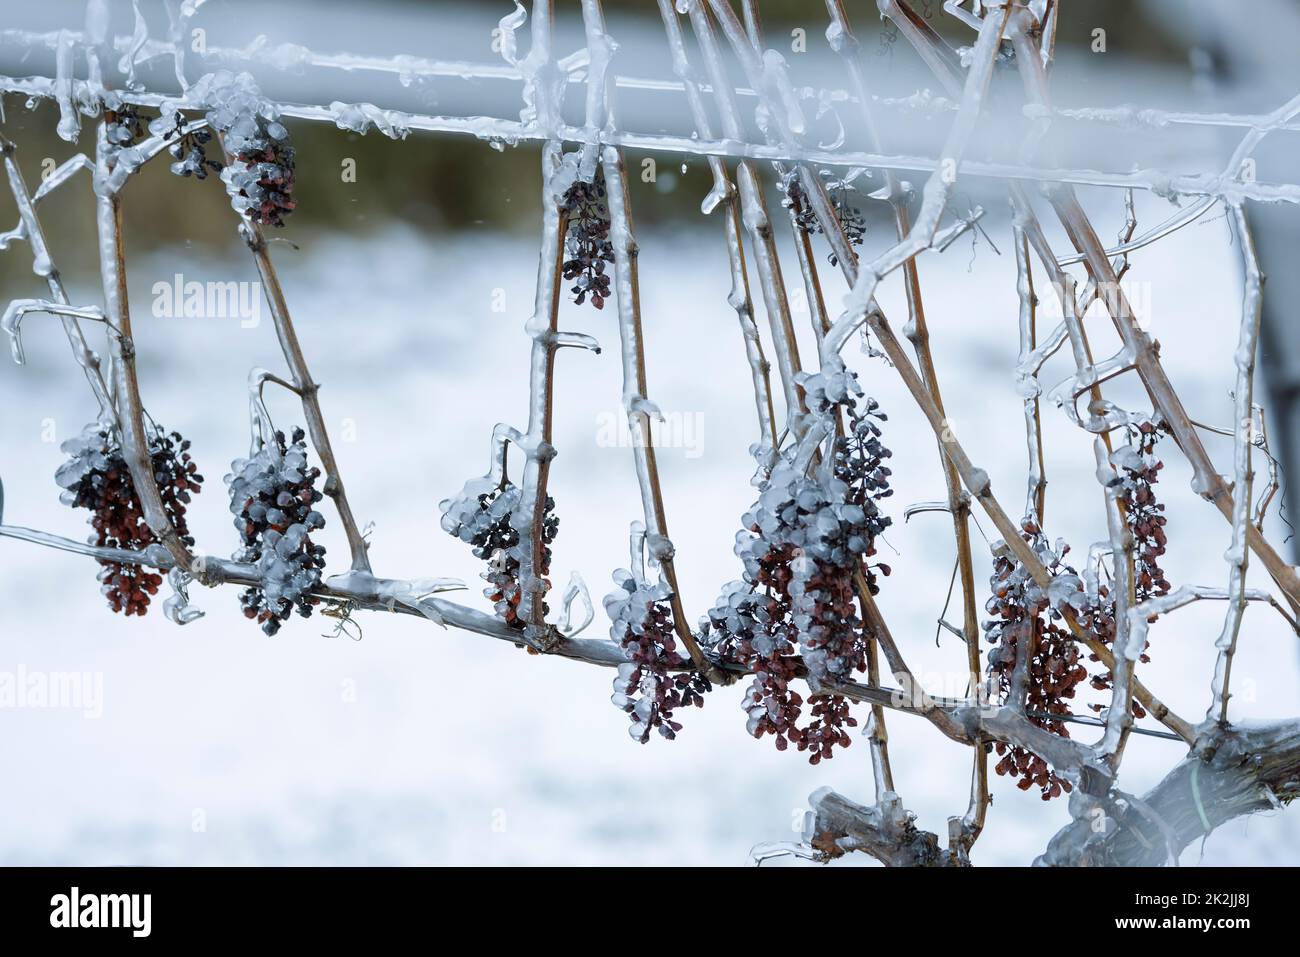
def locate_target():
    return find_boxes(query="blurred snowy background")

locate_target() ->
[0,0,1298,865]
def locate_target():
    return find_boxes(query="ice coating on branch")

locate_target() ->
[117,0,149,88]
[328,101,411,139]
[761,50,805,137]
[163,567,204,625]
[496,2,528,67]
[54,31,81,142]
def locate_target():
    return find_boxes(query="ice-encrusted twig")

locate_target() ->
[1012,220,1046,523]
[231,208,373,576]
[655,0,776,459]
[1208,203,1263,726]
[686,1,806,434]
[0,300,115,366]
[820,3,1009,362]
[0,137,113,421]
[589,2,707,672]
[92,120,203,576]
[509,0,601,639]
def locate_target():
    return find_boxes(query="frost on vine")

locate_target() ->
[440,479,558,631]
[57,424,203,616]
[226,427,327,635]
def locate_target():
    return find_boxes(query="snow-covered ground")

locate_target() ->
[1,190,1298,864]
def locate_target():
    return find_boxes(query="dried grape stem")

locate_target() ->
[583,1,707,672]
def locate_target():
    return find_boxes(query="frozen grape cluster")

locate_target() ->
[1085,422,1171,715]
[153,71,296,226]
[983,520,1089,800]
[162,111,223,180]
[56,423,203,616]
[440,480,558,630]
[226,427,326,635]
[605,570,709,743]
[104,103,145,148]
[781,169,867,267]
[704,580,805,752]
[561,176,614,308]
[708,370,893,763]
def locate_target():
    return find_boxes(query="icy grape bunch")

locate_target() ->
[226,427,326,635]
[561,176,614,309]
[1086,421,1172,714]
[162,111,223,180]
[152,71,296,226]
[104,104,145,148]
[782,169,867,267]
[605,569,709,743]
[715,369,893,763]
[56,424,203,616]
[439,479,557,631]
[983,520,1089,800]
[703,582,806,752]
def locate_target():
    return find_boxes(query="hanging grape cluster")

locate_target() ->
[162,111,224,180]
[153,71,297,226]
[56,423,203,616]
[225,122,296,227]
[1085,422,1172,716]
[606,571,710,743]
[561,176,614,308]
[707,369,893,764]
[983,520,1089,800]
[782,169,867,267]
[226,427,326,635]
[104,103,145,148]
[440,480,558,630]
[705,581,805,751]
